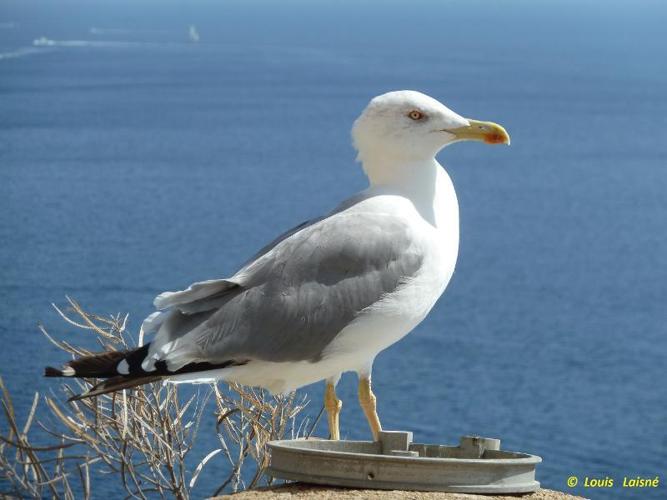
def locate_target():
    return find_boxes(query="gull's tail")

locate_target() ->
[44,344,163,401]
[45,343,239,401]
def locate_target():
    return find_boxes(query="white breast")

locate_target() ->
[320,166,459,374]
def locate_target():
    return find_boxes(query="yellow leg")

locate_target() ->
[358,376,382,441]
[324,381,342,440]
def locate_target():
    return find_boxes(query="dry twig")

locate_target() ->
[0,298,309,498]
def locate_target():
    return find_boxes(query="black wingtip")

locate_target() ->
[44,366,63,377]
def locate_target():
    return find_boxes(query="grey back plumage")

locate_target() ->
[149,200,424,368]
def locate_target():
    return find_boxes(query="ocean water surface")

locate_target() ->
[1,1,666,498]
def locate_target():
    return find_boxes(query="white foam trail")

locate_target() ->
[34,37,108,47]
[32,37,172,49]
[0,46,52,60]
[31,36,194,50]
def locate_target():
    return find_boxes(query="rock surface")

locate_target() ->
[220,483,585,499]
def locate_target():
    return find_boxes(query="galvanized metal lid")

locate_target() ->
[267,431,541,494]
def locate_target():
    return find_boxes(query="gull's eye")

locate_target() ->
[408,110,425,121]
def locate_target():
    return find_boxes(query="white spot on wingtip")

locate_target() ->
[141,355,158,372]
[117,359,129,375]
[62,366,75,376]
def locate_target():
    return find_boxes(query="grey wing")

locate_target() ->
[147,211,423,371]
[149,221,320,317]
[141,216,326,368]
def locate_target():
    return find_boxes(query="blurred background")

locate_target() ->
[1,0,666,497]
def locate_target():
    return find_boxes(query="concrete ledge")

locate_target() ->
[219,483,585,499]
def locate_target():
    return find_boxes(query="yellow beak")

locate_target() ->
[447,119,511,145]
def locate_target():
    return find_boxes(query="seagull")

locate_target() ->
[45,91,509,440]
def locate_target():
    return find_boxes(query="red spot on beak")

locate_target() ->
[484,133,506,144]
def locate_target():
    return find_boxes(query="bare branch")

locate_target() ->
[1,298,310,498]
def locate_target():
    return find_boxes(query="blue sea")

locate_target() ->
[1,0,666,498]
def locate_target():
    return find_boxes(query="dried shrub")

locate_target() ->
[0,297,311,499]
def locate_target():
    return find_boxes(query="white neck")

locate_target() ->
[362,153,442,226]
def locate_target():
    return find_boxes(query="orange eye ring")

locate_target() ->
[408,110,424,121]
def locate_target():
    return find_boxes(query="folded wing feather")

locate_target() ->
[143,206,424,374]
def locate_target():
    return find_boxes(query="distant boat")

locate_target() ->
[188,25,200,43]
[33,37,55,46]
